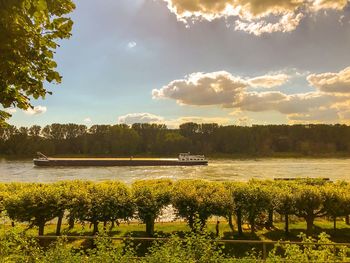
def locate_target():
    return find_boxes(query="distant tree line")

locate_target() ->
[1,123,350,157]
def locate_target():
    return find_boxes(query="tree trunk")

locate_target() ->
[216,221,220,237]
[250,218,255,233]
[237,211,243,236]
[188,215,194,231]
[56,214,63,236]
[284,214,289,235]
[346,215,350,225]
[228,215,234,233]
[333,216,337,231]
[92,221,99,235]
[38,222,45,236]
[306,217,314,235]
[266,209,274,229]
[103,221,107,231]
[68,216,75,230]
[146,218,155,237]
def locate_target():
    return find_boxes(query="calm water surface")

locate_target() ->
[0,158,349,183]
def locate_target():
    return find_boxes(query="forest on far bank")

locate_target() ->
[1,123,350,157]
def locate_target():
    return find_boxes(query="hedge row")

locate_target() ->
[1,179,349,236]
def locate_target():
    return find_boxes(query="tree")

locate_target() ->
[171,180,227,231]
[5,184,62,235]
[323,183,350,231]
[0,0,75,125]
[222,182,238,233]
[51,181,73,236]
[293,185,327,235]
[253,180,275,229]
[68,181,134,235]
[243,183,271,233]
[179,122,200,138]
[208,182,234,233]
[132,179,172,236]
[231,183,247,236]
[272,182,297,235]
[131,123,166,153]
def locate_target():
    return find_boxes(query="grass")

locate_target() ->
[2,217,350,241]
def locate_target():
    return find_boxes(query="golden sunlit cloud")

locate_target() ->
[152,71,289,106]
[235,92,348,114]
[288,108,340,124]
[307,66,350,93]
[118,112,164,125]
[248,73,290,88]
[165,116,232,128]
[118,112,232,128]
[162,0,349,35]
[153,68,350,123]
[152,71,248,106]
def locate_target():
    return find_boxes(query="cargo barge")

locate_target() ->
[33,153,208,167]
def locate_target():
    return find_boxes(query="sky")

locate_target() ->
[7,0,350,127]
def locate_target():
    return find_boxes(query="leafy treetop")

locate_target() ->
[0,0,75,125]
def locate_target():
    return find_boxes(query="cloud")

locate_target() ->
[248,73,289,88]
[24,106,47,115]
[237,92,350,123]
[229,112,254,126]
[4,108,17,114]
[234,91,288,112]
[84,117,92,123]
[307,66,350,93]
[153,71,248,106]
[153,69,350,123]
[162,0,349,35]
[310,0,349,11]
[118,113,164,125]
[234,91,350,123]
[117,113,232,128]
[288,108,340,124]
[234,12,304,36]
[338,107,350,120]
[235,92,348,114]
[153,71,291,106]
[165,116,231,128]
[127,41,137,49]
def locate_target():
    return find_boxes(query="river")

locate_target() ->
[0,158,350,183]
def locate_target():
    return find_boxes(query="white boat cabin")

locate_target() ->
[178,153,206,162]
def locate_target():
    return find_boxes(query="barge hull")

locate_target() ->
[33,159,208,167]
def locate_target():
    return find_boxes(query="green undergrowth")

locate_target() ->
[2,218,350,260]
[1,225,349,262]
